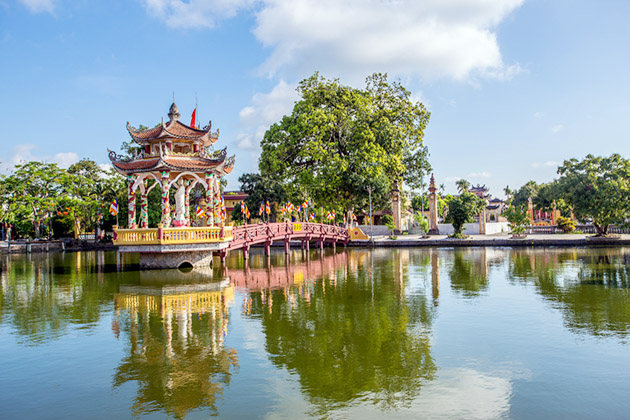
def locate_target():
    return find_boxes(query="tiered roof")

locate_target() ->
[109,103,235,176]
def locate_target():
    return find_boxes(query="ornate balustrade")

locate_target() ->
[113,226,232,246]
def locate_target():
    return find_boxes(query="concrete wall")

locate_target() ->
[436,222,511,235]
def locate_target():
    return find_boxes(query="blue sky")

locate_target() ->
[1,0,629,197]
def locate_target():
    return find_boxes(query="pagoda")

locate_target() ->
[109,103,234,229]
[108,103,235,269]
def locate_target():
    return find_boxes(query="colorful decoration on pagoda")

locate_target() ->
[139,179,149,228]
[127,174,137,228]
[205,172,215,227]
[213,177,221,226]
[161,171,170,227]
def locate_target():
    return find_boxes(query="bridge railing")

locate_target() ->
[114,226,232,246]
[229,222,349,249]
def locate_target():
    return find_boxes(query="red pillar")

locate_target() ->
[284,238,290,254]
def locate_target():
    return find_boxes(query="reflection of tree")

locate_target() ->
[0,252,123,344]
[508,248,630,338]
[245,249,436,415]
[448,249,489,297]
[113,286,238,419]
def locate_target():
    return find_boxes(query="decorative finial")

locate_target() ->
[429,173,437,192]
[168,102,181,122]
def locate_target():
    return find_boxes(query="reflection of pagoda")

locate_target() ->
[113,280,237,418]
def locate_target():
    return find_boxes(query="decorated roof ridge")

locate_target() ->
[108,146,229,164]
[125,103,220,144]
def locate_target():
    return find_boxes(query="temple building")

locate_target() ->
[108,103,235,229]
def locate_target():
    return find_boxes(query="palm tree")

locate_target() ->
[456,179,470,194]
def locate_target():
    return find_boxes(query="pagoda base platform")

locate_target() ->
[118,243,229,269]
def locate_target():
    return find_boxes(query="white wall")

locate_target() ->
[436,222,511,235]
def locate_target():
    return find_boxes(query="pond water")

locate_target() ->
[1,247,629,419]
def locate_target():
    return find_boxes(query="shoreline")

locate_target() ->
[346,233,630,248]
[3,233,630,255]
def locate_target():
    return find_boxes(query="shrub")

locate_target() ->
[556,216,576,233]
[504,205,529,235]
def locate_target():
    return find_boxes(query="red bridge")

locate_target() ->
[221,222,349,261]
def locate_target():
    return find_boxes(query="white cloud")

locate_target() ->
[51,152,80,168]
[254,0,524,82]
[18,0,54,13]
[143,0,254,28]
[0,144,79,173]
[531,161,560,169]
[467,171,491,178]
[236,80,299,150]
[551,124,564,133]
[143,0,524,82]
[533,111,544,119]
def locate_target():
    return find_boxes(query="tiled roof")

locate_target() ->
[112,158,161,171]
[111,156,228,175]
[162,156,223,171]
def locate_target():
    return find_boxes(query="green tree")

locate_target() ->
[3,161,63,238]
[556,154,630,236]
[259,72,430,216]
[238,173,286,220]
[445,191,485,238]
[511,180,539,207]
[504,205,529,235]
[455,179,470,194]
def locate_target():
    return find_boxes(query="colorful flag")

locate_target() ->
[297,204,302,213]
[265,200,271,215]
[246,207,250,219]
[303,199,308,208]
[352,213,357,221]
[259,203,264,216]
[190,107,197,127]
[109,199,118,216]
[326,211,332,220]
[309,212,315,221]
[287,202,294,212]
[240,201,246,214]
[196,205,205,218]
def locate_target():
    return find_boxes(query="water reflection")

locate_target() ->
[234,249,437,415]
[113,273,237,419]
[0,251,130,344]
[507,247,630,338]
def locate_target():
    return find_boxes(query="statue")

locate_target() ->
[172,180,188,227]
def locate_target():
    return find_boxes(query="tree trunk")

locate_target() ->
[594,221,608,236]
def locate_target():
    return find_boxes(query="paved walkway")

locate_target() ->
[348,233,630,247]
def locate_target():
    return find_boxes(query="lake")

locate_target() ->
[1,247,629,419]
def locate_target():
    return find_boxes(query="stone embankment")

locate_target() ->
[347,233,630,247]
[1,240,118,254]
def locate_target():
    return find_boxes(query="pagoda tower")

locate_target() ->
[108,103,236,269]
[109,103,235,230]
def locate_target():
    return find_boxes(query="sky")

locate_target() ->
[1,0,629,198]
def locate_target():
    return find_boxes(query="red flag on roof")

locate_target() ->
[190,108,197,127]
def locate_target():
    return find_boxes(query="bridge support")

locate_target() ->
[219,249,227,264]
[264,241,271,256]
[284,238,290,254]
[242,244,250,260]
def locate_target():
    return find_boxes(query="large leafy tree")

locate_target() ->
[556,154,630,236]
[445,191,486,237]
[510,180,539,207]
[3,161,63,238]
[259,72,430,215]
[238,173,286,219]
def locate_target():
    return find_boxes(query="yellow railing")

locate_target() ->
[114,226,233,246]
